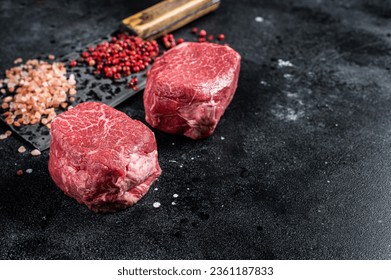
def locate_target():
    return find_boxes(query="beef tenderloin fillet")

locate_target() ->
[144,42,241,139]
[48,102,161,212]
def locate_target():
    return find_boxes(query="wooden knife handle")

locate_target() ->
[121,0,221,40]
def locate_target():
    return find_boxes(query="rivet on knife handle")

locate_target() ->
[121,0,221,40]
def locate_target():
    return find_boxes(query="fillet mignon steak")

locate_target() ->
[144,42,241,139]
[48,102,161,212]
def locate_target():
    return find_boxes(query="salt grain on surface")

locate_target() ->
[171,202,176,206]
[153,202,161,208]
[13,58,23,64]
[1,59,76,127]
[25,169,33,173]
[18,146,26,153]
[173,194,179,198]
[255,16,264,22]
[284,73,293,79]
[277,59,293,68]
[31,149,41,156]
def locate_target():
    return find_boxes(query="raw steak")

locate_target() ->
[144,42,241,139]
[48,102,161,212]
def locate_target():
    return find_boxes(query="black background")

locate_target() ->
[1,0,391,259]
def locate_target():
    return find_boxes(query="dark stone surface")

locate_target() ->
[1,0,391,259]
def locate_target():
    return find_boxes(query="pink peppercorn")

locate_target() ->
[69,60,77,67]
[218,34,225,41]
[80,33,159,79]
[199,29,206,37]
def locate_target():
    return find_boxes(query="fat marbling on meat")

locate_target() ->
[48,102,161,212]
[144,42,241,139]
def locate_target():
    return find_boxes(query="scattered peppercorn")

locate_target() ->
[162,34,176,49]
[69,60,77,67]
[199,30,207,37]
[188,28,227,44]
[128,77,138,90]
[16,169,23,176]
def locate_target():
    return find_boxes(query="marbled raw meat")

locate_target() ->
[144,42,241,139]
[48,102,161,212]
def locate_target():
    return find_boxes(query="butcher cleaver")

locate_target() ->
[0,0,220,150]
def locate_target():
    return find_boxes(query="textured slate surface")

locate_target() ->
[1,0,391,259]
